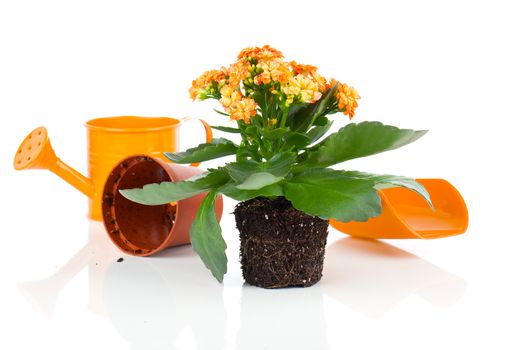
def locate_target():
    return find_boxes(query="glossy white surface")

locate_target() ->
[2,192,524,349]
[2,0,525,348]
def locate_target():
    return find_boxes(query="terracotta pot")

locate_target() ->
[102,155,223,256]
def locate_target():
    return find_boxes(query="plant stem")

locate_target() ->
[237,120,249,144]
[306,113,319,130]
[280,107,289,128]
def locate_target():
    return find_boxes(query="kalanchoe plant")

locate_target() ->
[121,45,432,283]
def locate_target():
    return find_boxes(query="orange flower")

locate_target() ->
[290,61,318,75]
[255,59,291,85]
[335,82,360,119]
[237,45,283,62]
[256,45,283,61]
[312,71,328,92]
[230,98,258,122]
[188,69,227,100]
[282,74,323,106]
[227,61,250,89]
[290,61,328,92]
[189,81,204,100]
[219,85,242,111]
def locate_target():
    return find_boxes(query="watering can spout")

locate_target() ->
[13,127,95,198]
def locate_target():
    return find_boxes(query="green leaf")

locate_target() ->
[190,190,227,282]
[119,168,229,205]
[286,104,316,132]
[211,125,240,133]
[213,109,230,117]
[282,132,310,151]
[221,182,284,201]
[307,120,333,144]
[286,103,312,129]
[236,143,260,161]
[284,168,381,222]
[260,127,289,140]
[251,91,267,113]
[312,116,329,126]
[226,152,296,183]
[164,138,238,164]
[236,172,284,190]
[226,159,259,182]
[312,83,339,119]
[287,84,338,132]
[342,171,433,208]
[243,125,258,137]
[295,121,427,171]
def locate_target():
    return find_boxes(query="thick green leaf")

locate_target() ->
[251,91,267,113]
[286,103,313,130]
[261,127,289,140]
[282,132,310,151]
[307,120,333,144]
[312,115,329,126]
[284,168,381,222]
[190,191,227,282]
[164,138,238,164]
[287,84,338,132]
[342,171,433,208]
[119,168,229,205]
[295,121,427,171]
[236,172,284,190]
[211,125,240,133]
[236,143,260,161]
[221,182,284,201]
[226,159,259,182]
[243,125,258,136]
[312,83,339,119]
[226,152,296,183]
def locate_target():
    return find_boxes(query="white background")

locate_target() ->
[1,0,524,349]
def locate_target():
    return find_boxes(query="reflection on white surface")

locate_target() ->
[18,244,92,319]
[104,249,227,350]
[18,221,226,349]
[18,222,466,349]
[323,237,466,317]
[236,284,329,350]
[17,221,118,319]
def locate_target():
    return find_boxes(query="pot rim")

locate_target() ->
[102,154,183,256]
[85,116,180,133]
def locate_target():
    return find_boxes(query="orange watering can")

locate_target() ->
[330,178,468,239]
[13,116,212,221]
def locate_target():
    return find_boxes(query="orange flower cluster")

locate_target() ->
[230,98,258,122]
[189,68,227,100]
[238,45,283,62]
[335,82,360,119]
[189,45,360,122]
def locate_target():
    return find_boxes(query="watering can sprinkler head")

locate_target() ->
[13,127,95,198]
[14,127,56,171]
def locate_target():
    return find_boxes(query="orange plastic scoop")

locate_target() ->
[330,179,468,239]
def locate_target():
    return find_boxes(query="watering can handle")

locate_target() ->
[180,117,213,167]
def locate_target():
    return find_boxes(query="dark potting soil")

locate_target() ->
[234,197,329,289]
